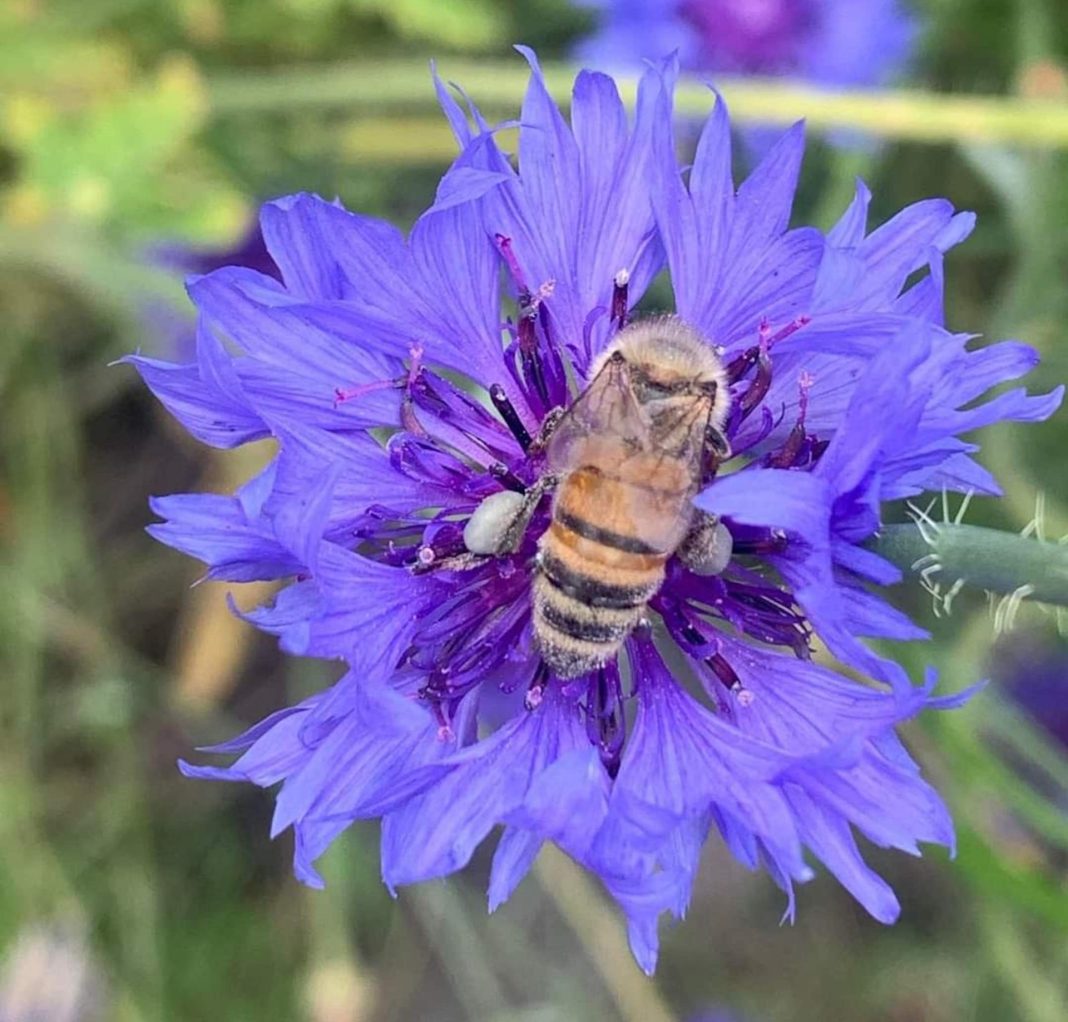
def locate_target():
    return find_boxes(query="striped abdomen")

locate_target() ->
[533,454,693,679]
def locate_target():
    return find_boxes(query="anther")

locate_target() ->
[517,306,551,407]
[489,383,532,450]
[765,372,814,469]
[489,462,526,492]
[739,342,773,416]
[586,665,625,777]
[726,315,811,384]
[611,268,630,329]
[706,652,740,689]
[726,346,758,383]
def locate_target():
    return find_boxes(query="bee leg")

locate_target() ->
[528,407,567,453]
[465,473,558,556]
[494,472,560,553]
[701,424,732,482]
[677,512,733,576]
[411,549,490,575]
[704,424,732,463]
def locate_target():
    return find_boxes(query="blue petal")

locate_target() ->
[259,192,410,302]
[272,677,444,839]
[728,123,805,255]
[697,468,829,539]
[598,640,807,879]
[178,699,317,786]
[148,492,299,582]
[488,827,542,912]
[381,690,590,887]
[124,343,267,449]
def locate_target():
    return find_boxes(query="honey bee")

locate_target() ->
[461,316,734,679]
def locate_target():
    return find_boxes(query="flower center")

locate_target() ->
[344,263,824,760]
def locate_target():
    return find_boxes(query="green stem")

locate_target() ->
[206,58,1068,148]
[870,522,1068,606]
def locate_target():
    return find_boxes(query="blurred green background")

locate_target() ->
[2,1,1068,1019]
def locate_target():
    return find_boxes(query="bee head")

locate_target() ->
[595,315,731,429]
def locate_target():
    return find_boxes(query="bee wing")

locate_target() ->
[545,355,651,473]
[547,358,713,555]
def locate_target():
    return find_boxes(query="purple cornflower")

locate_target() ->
[130,50,1060,973]
[579,0,917,90]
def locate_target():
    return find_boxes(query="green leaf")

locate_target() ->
[7,56,247,242]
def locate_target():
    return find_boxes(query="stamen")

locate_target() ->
[765,372,814,469]
[334,377,400,406]
[611,268,630,329]
[489,383,533,450]
[731,528,789,556]
[658,602,757,710]
[671,568,812,658]
[726,345,759,384]
[489,462,526,493]
[536,302,568,407]
[797,370,814,417]
[518,303,551,407]
[707,653,752,703]
[400,396,427,436]
[586,664,625,777]
[739,341,773,415]
[400,345,430,435]
[726,315,810,383]
[411,524,468,568]
[495,233,528,291]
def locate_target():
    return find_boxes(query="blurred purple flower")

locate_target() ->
[578,0,917,154]
[129,50,1060,972]
[579,0,917,88]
